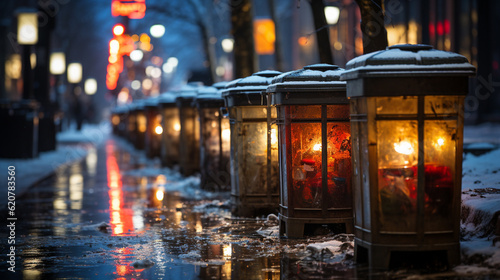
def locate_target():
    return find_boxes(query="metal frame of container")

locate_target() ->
[340,44,476,269]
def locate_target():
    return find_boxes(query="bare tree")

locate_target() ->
[355,0,388,54]
[230,0,256,78]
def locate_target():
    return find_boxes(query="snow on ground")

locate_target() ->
[0,123,109,206]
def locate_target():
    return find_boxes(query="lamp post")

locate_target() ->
[49,52,65,132]
[17,9,38,100]
[267,64,353,238]
[67,62,83,130]
[341,44,476,269]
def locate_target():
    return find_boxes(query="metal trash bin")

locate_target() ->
[0,99,39,158]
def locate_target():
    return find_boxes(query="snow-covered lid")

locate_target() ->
[131,99,146,110]
[267,64,348,105]
[144,96,160,107]
[212,81,228,90]
[341,44,476,80]
[222,70,281,107]
[341,44,476,97]
[158,92,177,105]
[268,64,346,92]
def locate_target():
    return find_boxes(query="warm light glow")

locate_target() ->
[67,63,82,84]
[253,18,275,55]
[223,244,232,259]
[17,12,38,45]
[142,78,153,90]
[155,189,164,201]
[173,122,181,132]
[221,38,234,53]
[129,49,143,62]
[137,115,147,133]
[324,6,340,25]
[109,39,120,54]
[150,24,165,38]
[298,36,309,46]
[113,24,125,36]
[84,78,97,95]
[313,143,322,151]
[117,88,129,104]
[155,125,163,135]
[394,140,414,155]
[50,52,65,75]
[30,53,36,69]
[270,128,278,146]
[222,128,230,142]
[112,115,120,126]
[5,54,21,79]
[437,138,445,146]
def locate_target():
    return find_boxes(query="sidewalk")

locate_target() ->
[0,123,110,207]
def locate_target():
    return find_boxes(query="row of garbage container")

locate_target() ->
[111,44,476,269]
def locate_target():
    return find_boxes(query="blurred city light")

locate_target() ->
[112,24,125,36]
[253,18,275,55]
[131,80,141,90]
[324,6,340,25]
[150,24,165,38]
[50,52,66,75]
[142,78,153,90]
[150,67,162,78]
[221,38,234,53]
[17,10,38,45]
[130,49,143,62]
[67,63,82,84]
[84,78,98,95]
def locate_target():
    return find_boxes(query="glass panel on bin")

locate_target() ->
[290,105,321,119]
[425,96,460,115]
[376,96,418,115]
[326,122,352,208]
[327,104,350,119]
[377,120,418,232]
[237,122,268,194]
[270,123,280,194]
[290,122,322,208]
[424,120,457,231]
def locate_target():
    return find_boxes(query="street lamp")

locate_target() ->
[221,38,234,53]
[67,62,82,84]
[50,52,65,75]
[341,44,476,269]
[17,9,38,100]
[324,6,340,25]
[84,78,97,95]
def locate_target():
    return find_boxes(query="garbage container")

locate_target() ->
[0,99,39,158]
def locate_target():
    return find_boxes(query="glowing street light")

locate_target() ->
[129,49,143,62]
[221,38,234,53]
[17,10,38,45]
[324,6,340,25]
[67,63,82,84]
[150,24,165,38]
[84,78,97,95]
[50,52,66,75]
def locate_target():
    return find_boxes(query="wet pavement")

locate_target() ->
[1,138,499,279]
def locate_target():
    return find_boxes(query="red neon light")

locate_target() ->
[444,19,450,35]
[429,23,435,38]
[111,0,146,19]
[436,21,444,36]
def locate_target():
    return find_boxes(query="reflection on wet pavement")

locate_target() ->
[1,139,495,280]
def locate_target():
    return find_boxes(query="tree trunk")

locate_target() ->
[269,0,284,71]
[309,0,333,64]
[355,0,388,54]
[230,0,256,78]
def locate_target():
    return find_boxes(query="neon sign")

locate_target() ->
[111,0,146,19]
